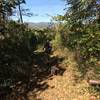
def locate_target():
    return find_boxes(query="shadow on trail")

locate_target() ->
[2,52,65,100]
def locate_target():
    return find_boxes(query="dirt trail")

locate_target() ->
[28,69,91,100]
[27,49,98,100]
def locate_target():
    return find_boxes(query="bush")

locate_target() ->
[66,23,100,64]
[52,32,63,49]
[0,21,37,86]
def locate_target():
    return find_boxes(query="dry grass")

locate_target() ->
[28,48,100,100]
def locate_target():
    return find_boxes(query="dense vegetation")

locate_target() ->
[63,0,100,64]
[0,0,100,99]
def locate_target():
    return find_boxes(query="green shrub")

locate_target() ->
[0,21,37,85]
[52,32,63,49]
[66,23,100,64]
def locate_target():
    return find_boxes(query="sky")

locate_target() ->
[19,0,66,22]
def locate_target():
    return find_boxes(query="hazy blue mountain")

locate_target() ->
[26,22,54,29]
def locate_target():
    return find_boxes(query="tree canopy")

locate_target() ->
[0,0,26,22]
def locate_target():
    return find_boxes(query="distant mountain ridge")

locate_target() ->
[26,22,54,29]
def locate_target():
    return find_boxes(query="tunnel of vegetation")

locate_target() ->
[0,0,100,99]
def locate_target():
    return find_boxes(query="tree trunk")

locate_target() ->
[0,0,5,23]
[96,1,100,24]
[18,0,23,24]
